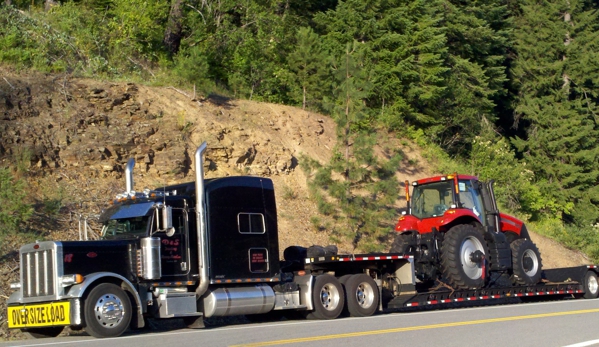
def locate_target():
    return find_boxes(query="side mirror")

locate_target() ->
[161,206,175,236]
[161,205,173,229]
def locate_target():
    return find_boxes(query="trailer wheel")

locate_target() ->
[510,238,542,285]
[84,283,132,338]
[582,271,599,299]
[440,224,489,289]
[344,274,379,317]
[21,327,63,338]
[306,274,344,320]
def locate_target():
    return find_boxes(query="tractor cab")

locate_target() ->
[409,175,486,222]
[399,174,500,236]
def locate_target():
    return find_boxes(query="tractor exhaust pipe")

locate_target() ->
[194,142,209,298]
[125,158,135,193]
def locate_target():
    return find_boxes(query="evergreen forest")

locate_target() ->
[1,0,598,257]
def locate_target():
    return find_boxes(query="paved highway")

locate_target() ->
[3,299,599,347]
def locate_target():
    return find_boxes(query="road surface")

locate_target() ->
[2,298,599,347]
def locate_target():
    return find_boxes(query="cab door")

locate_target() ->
[157,207,190,277]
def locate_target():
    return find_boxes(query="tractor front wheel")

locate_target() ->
[510,238,542,285]
[440,225,489,289]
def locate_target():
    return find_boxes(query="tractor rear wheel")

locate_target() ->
[510,238,542,285]
[440,225,489,289]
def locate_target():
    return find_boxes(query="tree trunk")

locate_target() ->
[163,0,184,55]
[302,85,306,110]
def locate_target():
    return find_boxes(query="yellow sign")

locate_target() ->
[7,301,71,328]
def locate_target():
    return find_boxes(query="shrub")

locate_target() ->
[0,168,33,235]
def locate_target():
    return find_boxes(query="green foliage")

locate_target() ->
[287,27,327,110]
[0,5,85,72]
[530,219,599,263]
[469,132,549,219]
[0,168,33,235]
[304,44,402,252]
[511,0,599,227]
[2,0,599,258]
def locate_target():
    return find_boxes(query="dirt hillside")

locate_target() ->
[0,66,590,340]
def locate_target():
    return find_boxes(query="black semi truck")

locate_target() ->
[6,143,599,338]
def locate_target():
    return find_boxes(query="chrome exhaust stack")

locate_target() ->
[194,142,209,298]
[125,158,135,193]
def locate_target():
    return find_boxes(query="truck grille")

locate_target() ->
[20,242,63,301]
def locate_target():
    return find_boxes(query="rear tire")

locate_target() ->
[440,225,489,289]
[21,327,63,338]
[582,271,599,299]
[344,274,379,317]
[84,283,132,338]
[306,274,344,320]
[510,239,542,285]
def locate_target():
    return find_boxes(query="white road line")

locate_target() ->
[563,339,599,347]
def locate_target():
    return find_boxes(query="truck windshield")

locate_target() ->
[411,181,453,219]
[101,217,150,239]
[99,201,155,239]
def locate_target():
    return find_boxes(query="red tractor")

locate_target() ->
[391,174,542,289]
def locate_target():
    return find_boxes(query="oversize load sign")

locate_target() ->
[7,301,71,328]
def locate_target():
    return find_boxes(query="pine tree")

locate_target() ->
[511,0,599,226]
[303,42,402,252]
[287,27,327,110]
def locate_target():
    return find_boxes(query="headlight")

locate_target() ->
[61,274,84,286]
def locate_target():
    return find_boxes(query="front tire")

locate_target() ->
[440,225,489,289]
[344,274,379,317]
[510,239,542,285]
[306,274,344,320]
[21,327,63,338]
[84,283,132,338]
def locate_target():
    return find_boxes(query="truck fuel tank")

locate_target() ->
[203,284,275,317]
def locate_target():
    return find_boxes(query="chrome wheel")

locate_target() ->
[319,283,341,311]
[92,292,126,328]
[84,283,132,338]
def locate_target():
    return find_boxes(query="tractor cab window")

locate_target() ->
[458,180,484,221]
[411,181,453,219]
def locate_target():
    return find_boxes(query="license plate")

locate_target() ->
[7,301,71,328]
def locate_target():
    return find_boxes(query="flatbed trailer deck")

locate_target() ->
[303,254,597,311]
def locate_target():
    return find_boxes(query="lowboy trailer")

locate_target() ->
[6,143,599,338]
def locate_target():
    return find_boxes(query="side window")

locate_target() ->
[459,181,483,219]
[238,213,266,234]
[249,248,269,273]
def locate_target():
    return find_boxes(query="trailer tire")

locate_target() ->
[440,224,489,289]
[84,283,132,338]
[306,274,344,320]
[582,271,599,299]
[344,274,379,317]
[510,239,542,285]
[21,327,64,338]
